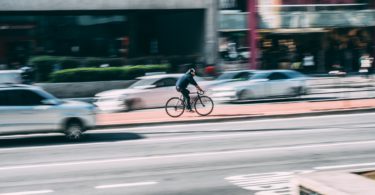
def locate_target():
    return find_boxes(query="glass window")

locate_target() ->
[153,78,178,87]
[268,73,289,80]
[163,78,177,87]
[4,89,45,106]
[130,78,159,88]
[234,72,252,80]
[0,91,7,106]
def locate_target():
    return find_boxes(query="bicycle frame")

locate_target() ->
[180,92,205,108]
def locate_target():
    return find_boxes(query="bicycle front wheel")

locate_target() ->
[165,97,185,118]
[194,95,214,116]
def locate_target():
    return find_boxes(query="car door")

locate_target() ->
[0,89,34,134]
[147,78,178,107]
[0,89,59,134]
[0,90,14,134]
[266,72,291,97]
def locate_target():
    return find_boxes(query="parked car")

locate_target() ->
[94,74,206,112]
[209,70,309,101]
[237,47,250,62]
[0,70,22,84]
[0,84,96,140]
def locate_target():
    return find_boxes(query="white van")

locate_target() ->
[0,70,22,84]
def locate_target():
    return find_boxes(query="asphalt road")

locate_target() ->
[1,112,375,195]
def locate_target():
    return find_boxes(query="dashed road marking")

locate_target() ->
[0,190,54,195]
[95,181,158,189]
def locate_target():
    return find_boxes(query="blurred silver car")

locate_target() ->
[210,70,309,101]
[0,70,22,84]
[0,84,96,140]
[94,74,206,112]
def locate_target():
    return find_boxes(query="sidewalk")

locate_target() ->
[97,98,375,128]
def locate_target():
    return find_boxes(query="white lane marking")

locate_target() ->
[1,140,375,171]
[315,162,375,170]
[95,181,158,189]
[226,170,314,195]
[0,190,54,195]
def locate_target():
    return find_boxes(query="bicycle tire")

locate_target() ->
[194,95,214,116]
[165,97,185,118]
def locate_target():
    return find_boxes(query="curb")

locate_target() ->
[96,107,375,129]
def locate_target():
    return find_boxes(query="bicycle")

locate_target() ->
[165,91,214,118]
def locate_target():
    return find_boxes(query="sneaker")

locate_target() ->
[187,109,195,113]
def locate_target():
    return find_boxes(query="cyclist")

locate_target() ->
[176,68,204,112]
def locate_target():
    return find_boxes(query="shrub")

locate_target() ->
[50,64,170,82]
[59,57,81,69]
[28,56,62,82]
[28,56,131,81]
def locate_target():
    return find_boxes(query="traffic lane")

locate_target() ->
[1,113,375,167]
[0,125,374,168]
[1,139,375,194]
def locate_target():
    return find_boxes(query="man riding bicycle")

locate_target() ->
[176,68,204,112]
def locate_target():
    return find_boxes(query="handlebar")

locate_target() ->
[197,90,205,95]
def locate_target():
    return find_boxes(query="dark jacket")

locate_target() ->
[176,73,197,89]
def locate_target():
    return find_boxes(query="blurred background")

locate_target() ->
[0,0,373,81]
[2,1,375,195]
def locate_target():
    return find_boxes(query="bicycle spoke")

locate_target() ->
[165,97,185,117]
[194,96,214,116]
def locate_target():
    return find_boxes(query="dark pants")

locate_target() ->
[177,87,191,110]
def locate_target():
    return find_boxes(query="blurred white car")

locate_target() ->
[94,74,205,112]
[0,84,96,140]
[210,70,309,101]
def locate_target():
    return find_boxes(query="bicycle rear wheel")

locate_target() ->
[194,95,214,116]
[165,97,185,118]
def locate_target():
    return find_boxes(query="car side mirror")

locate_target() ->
[42,99,60,105]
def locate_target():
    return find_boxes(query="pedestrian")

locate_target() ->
[302,53,315,73]
[359,53,373,78]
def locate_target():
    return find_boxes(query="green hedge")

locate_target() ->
[28,56,127,82]
[50,64,170,82]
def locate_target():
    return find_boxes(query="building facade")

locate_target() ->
[0,0,218,69]
[219,0,375,73]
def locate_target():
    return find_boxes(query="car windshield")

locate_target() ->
[36,89,63,104]
[129,78,159,88]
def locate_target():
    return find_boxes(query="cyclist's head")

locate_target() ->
[187,68,196,76]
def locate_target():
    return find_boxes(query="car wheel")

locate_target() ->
[64,120,84,141]
[125,98,144,111]
[238,90,252,100]
[289,87,302,97]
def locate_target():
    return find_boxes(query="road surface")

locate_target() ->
[1,112,375,194]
